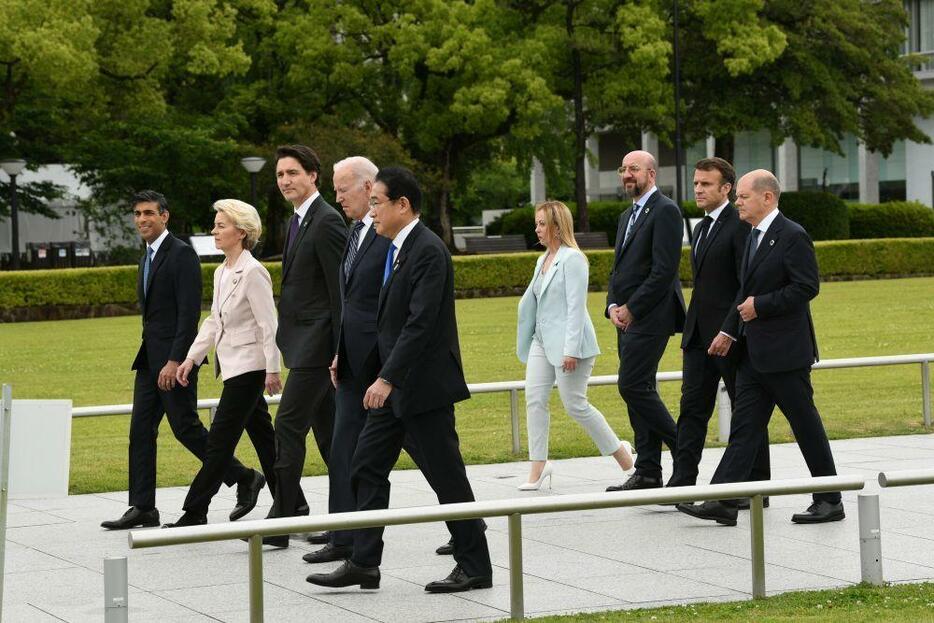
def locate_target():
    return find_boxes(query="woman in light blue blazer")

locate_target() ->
[516,201,634,490]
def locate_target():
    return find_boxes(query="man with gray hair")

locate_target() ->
[677,169,843,526]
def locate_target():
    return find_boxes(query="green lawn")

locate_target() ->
[1,277,932,494]
[497,582,934,622]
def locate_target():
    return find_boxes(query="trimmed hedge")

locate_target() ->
[777,191,850,240]
[1,238,932,314]
[849,201,934,239]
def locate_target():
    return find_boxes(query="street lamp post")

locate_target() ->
[672,0,692,244]
[1,159,27,270]
[240,157,267,208]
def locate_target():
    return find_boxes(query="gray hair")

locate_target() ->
[333,156,378,186]
[213,199,262,250]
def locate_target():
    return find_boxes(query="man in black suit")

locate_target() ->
[307,167,492,593]
[605,151,686,492]
[265,145,347,547]
[101,190,261,530]
[669,158,770,496]
[677,169,843,526]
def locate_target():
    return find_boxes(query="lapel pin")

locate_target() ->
[769,239,775,246]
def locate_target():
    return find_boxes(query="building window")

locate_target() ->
[798,135,860,200]
[880,140,907,202]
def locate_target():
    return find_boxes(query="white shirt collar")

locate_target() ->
[705,200,729,222]
[355,213,374,250]
[634,186,658,209]
[391,217,420,251]
[755,207,781,238]
[147,228,170,255]
[294,190,320,223]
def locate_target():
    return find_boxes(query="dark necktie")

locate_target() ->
[694,215,714,257]
[745,228,762,271]
[285,213,300,256]
[343,220,365,280]
[623,204,643,245]
[143,246,154,298]
[382,243,397,286]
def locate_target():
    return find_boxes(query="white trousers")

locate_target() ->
[524,338,621,461]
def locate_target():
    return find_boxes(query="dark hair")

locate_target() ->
[694,157,736,190]
[375,166,422,214]
[130,190,168,214]
[275,144,321,178]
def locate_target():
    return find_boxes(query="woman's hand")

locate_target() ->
[562,356,578,373]
[265,372,282,396]
[176,358,196,387]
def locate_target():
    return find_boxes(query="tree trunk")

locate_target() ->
[568,2,589,232]
[438,145,454,249]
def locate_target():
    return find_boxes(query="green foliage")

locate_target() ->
[815,238,934,278]
[848,202,934,239]
[778,191,850,240]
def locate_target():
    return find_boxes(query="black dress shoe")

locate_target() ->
[303,543,353,563]
[307,560,380,589]
[241,534,290,547]
[736,496,770,510]
[435,538,454,556]
[791,500,845,524]
[230,470,266,521]
[606,473,663,492]
[162,512,207,528]
[101,507,160,530]
[306,531,331,544]
[425,565,493,593]
[676,501,738,526]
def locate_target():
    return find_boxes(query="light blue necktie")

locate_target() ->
[382,243,396,286]
[143,246,154,298]
[623,203,643,244]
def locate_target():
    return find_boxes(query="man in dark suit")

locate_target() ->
[265,145,347,547]
[677,170,843,526]
[669,158,770,496]
[307,166,492,593]
[101,190,261,530]
[605,151,686,492]
[303,157,459,564]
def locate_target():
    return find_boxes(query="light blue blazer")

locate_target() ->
[517,245,600,367]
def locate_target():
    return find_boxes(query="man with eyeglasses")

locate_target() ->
[605,150,686,492]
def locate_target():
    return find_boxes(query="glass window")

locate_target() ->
[798,134,860,200]
[733,130,774,177]
[880,140,907,202]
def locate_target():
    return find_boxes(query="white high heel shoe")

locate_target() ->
[618,440,636,472]
[518,462,553,491]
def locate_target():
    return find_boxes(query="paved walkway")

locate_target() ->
[3,434,934,622]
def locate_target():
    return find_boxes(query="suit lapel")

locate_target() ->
[282,198,319,279]
[744,213,784,283]
[695,205,732,272]
[137,251,146,312]
[146,234,172,297]
[538,245,567,298]
[619,193,656,256]
[219,252,249,310]
[378,222,422,317]
[345,225,377,285]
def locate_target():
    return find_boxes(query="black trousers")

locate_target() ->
[350,406,491,577]
[670,345,770,486]
[270,366,334,518]
[128,366,246,509]
[617,331,678,479]
[183,370,277,515]
[329,377,447,548]
[712,346,841,504]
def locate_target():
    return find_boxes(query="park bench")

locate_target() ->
[465,234,528,254]
[574,231,609,249]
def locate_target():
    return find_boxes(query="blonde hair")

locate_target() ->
[213,199,262,250]
[535,200,579,250]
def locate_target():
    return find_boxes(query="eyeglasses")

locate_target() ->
[617,165,644,175]
[368,197,397,209]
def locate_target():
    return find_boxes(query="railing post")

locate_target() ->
[717,382,731,443]
[249,535,264,622]
[0,385,12,618]
[858,494,884,586]
[508,513,524,621]
[749,494,766,598]
[103,557,129,623]
[922,361,931,428]
[510,389,521,455]
[209,405,218,424]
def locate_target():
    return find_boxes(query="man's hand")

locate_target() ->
[707,333,734,357]
[363,378,392,410]
[562,356,578,373]
[265,372,282,396]
[608,305,625,329]
[737,296,758,322]
[170,360,189,389]
[615,304,634,331]
[329,355,339,389]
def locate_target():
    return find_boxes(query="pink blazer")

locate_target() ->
[186,250,281,381]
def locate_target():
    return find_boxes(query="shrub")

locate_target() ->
[848,202,934,239]
[777,191,850,240]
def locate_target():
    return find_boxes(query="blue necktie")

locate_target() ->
[623,204,643,244]
[143,246,154,298]
[382,243,396,286]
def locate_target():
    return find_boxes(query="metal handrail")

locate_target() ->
[71,353,934,450]
[878,468,934,488]
[130,474,866,622]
